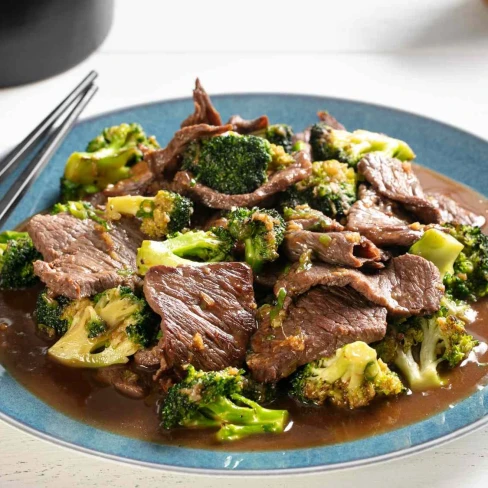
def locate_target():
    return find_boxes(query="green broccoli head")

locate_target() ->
[160,365,288,442]
[290,341,405,409]
[252,124,294,154]
[0,231,41,290]
[92,286,159,348]
[225,207,285,273]
[282,160,357,221]
[136,229,235,275]
[48,286,159,367]
[375,296,478,391]
[61,123,159,202]
[443,224,488,302]
[52,200,110,230]
[310,123,415,167]
[34,290,72,337]
[106,190,193,238]
[182,132,273,195]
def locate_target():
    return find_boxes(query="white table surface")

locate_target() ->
[1,0,487,486]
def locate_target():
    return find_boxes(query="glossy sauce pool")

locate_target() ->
[0,165,487,452]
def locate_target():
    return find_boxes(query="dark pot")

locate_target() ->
[0,0,114,87]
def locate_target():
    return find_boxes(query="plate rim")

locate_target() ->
[1,92,487,475]
[73,91,488,146]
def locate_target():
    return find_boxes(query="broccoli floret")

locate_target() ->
[136,229,235,275]
[48,286,159,367]
[443,225,488,302]
[253,124,294,154]
[106,190,193,239]
[310,124,415,167]
[290,342,404,409]
[409,228,464,278]
[61,123,159,202]
[182,132,273,195]
[52,200,110,230]
[0,231,41,290]
[92,286,159,348]
[34,290,72,337]
[375,296,478,391]
[242,377,278,405]
[282,160,357,220]
[225,207,285,273]
[160,365,288,442]
[267,144,295,172]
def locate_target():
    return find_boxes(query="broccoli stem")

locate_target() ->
[244,237,261,272]
[202,394,287,428]
[216,423,282,442]
[106,195,152,219]
[409,229,464,278]
[394,345,443,391]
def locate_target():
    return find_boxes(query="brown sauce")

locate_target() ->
[0,165,488,452]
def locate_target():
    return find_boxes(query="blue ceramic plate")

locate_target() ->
[0,94,487,474]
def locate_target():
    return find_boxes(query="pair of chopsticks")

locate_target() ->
[0,71,99,228]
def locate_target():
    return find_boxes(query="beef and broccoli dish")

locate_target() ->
[0,79,487,450]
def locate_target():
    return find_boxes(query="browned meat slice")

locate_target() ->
[428,192,486,227]
[346,185,424,246]
[283,230,384,268]
[133,343,164,369]
[275,254,443,318]
[103,161,154,197]
[143,263,257,372]
[247,287,387,382]
[284,206,344,232]
[254,261,288,289]
[30,215,144,298]
[171,150,312,209]
[358,154,441,223]
[317,111,346,130]
[145,123,232,176]
[83,191,108,207]
[94,365,150,399]
[227,115,269,134]
[27,213,92,262]
[181,78,223,128]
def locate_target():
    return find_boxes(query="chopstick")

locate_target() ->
[0,84,98,228]
[0,70,98,183]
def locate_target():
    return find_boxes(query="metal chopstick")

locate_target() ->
[0,84,98,228]
[0,70,98,183]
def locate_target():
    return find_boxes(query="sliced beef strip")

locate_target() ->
[145,123,233,176]
[346,185,424,247]
[247,286,387,382]
[227,115,269,134]
[275,253,443,318]
[254,261,288,289]
[94,365,150,399]
[285,207,344,233]
[358,154,441,224]
[133,342,164,369]
[181,78,223,128]
[27,213,93,262]
[316,111,346,130]
[428,192,486,227]
[283,230,384,268]
[31,215,144,298]
[143,263,257,372]
[170,150,312,210]
[103,161,154,197]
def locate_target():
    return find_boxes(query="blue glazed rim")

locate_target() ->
[0,93,487,474]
